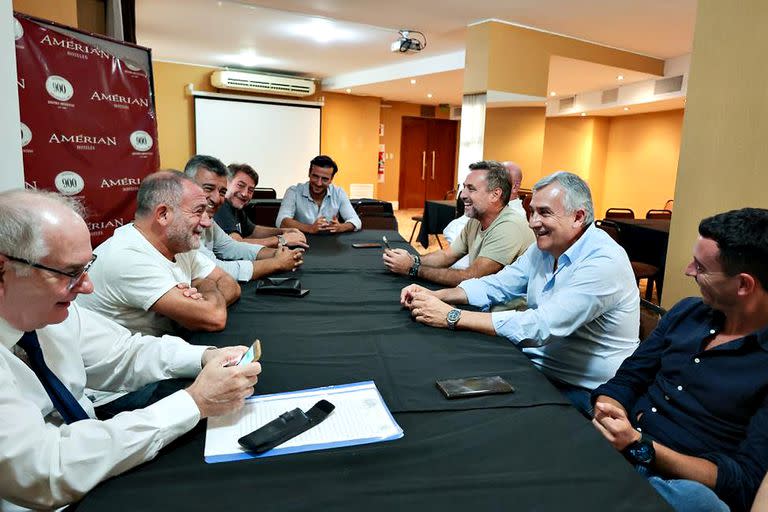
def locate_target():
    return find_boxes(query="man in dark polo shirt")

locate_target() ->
[592,208,768,512]
[214,163,307,249]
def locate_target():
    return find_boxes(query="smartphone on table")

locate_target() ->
[382,236,392,250]
[435,375,515,399]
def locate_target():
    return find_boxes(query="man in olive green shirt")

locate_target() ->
[383,161,534,287]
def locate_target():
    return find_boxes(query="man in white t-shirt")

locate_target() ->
[443,161,526,269]
[77,171,241,336]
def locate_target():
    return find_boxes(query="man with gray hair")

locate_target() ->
[184,155,304,281]
[400,171,639,414]
[383,161,534,286]
[77,171,240,336]
[0,189,260,509]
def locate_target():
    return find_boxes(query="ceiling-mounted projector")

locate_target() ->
[391,30,426,53]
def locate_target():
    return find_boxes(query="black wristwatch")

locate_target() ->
[408,254,421,277]
[622,433,655,466]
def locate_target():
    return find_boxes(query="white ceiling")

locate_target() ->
[136,0,697,109]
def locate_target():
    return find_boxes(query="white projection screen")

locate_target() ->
[194,96,321,197]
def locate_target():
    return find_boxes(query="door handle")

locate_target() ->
[421,151,426,180]
[431,151,436,180]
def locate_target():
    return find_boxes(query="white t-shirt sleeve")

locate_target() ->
[189,250,217,281]
[109,250,181,311]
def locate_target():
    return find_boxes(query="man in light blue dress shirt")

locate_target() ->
[400,171,639,414]
[276,155,362,234]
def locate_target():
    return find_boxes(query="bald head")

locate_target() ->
[501,161,523,199]
[0,189,86,263]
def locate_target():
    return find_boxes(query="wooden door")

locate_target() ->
[426,119,458,200]
[398,117,429,209]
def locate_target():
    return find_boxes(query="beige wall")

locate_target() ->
[483,107,546,188]
[465,21,664,96]
[318,92,381,196]
[152,61,217,170]
[663,0,768,306]
[13,0,78,26]
[602,110,684,219]
[379,102,421,202]
[152,60,450,201]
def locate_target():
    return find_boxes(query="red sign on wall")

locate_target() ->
[14,15,159,246]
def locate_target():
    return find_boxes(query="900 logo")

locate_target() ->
[54,171,85,196]
[45,75,74,102]
[130,130,153,152]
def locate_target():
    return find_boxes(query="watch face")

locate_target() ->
[629,442,654,464]
[447,309,461,323]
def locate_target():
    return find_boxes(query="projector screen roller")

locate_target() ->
[194,96,321,197]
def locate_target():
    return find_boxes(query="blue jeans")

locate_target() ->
[635,465,730,512]
[547,377,593,418]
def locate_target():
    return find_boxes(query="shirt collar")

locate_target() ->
[700,302,768,351]
[555,222,595,267]
[0,315,24,350]
[300,181,335,200]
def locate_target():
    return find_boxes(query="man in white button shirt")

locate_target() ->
[0,189,261,510]
[400,171,639,415]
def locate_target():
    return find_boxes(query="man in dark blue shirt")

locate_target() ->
[592,207,768,512]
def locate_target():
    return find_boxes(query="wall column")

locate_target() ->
[663,0,768,305]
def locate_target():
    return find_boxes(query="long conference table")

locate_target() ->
[75,230,670,512]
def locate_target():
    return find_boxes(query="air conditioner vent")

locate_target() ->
[654,75,684,95]
[601,88,619,104]
[559,96,575,111]
[211,70,316,97]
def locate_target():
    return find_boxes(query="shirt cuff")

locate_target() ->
[144,389,201,438]
[458,278,490,310]
[235,260,253,282]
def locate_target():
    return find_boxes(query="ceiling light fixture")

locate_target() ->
[285,18,358,45]
[623,107,630,111]
[410,79,417,85]
[617,74,624,81]
[427,93,433,98]
[580,112,586,116]
[549,91,556,97]
[345,88,352,93]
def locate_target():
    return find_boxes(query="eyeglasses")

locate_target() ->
[4,254,97,290]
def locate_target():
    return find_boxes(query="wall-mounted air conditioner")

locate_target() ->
[211,70,316,97]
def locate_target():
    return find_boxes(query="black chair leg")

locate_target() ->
[409,220,421,243]
[644,278,655,301]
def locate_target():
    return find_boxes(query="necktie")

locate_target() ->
[16,331,89,424]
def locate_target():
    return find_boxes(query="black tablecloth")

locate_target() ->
[75,230,671,512]
[613,219,671,299]
[417,200,457,248]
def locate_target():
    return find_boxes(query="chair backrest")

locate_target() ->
[605,208,635,219]
[245,200,281,227]
[663,199,674,211]
[351,199,394,216]
[639,298,667,341]
[646,209,672,220]
[445,188,458,200]
[521,193,533,220]
[359,212,398,230]
[251,188,277,199]
[594,219,621,244]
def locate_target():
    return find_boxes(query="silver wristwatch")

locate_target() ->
[446,308,462,330]
[277,234,286,246]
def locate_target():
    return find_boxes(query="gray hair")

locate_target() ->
[468,160,512,205]
[533,171,595,225]
[0,189,84,273]
[136,171,193,218]
[183,154,228,179]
